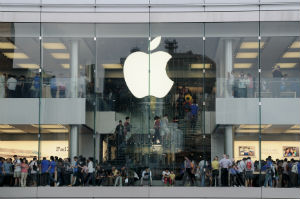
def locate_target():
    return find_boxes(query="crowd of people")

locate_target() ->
[1,154,299,188]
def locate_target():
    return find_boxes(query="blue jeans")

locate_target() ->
[48,173,55,186]
[264,173,272,187]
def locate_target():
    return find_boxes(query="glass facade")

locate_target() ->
[0,20,300,188]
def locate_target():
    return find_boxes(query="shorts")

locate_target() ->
[14,171,21,178]
[245,171,253,180]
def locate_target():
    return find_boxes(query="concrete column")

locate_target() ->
[225,125,233,159]
[70,39,79,160]
[95,134,100,162]
[70,126,78,160]
[224,40,233,98]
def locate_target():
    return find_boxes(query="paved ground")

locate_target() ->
[0,187,300,199]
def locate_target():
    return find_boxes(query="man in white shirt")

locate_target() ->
[7,75,17,98]
[85,158,94,186]
[237,158,246,186]
[219,154,232,186]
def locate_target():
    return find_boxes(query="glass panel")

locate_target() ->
[260,21,300,188]
[0,22,40,187]
[40,23,95,186]
[206,22,260,187]
[96,23,149,186]
[150,23,205,186]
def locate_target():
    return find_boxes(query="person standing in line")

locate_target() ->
[245,157,254,187]
[85,157,94,186]
[20,159,29,187]
[40,157,49,186]
[182,156,194,186]
[282,158,289,187]
[219,154,232,186]
[3,158,13,186]
[7,75,17,98]
[13,155,21,186]
[50,76,57,98]
[47,156,56,186]
[211,156,220,187]
[290,159,298,187]
[29,157,38,186]
[237,158,246,186]
[198,156,209,187]
[71,156,79,186]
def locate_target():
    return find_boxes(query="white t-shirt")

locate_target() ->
[162,170,170,177]
[29,161,38,174]
[13,159,21,172]
[7,77,17,91]
[87,161,94,173]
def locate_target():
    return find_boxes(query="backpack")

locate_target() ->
[33,162,37,171]
[246,161,252,170]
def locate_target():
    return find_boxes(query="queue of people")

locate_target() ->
[0,154,299,187]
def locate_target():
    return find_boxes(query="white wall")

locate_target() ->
[216,98,300,125]
[0,98,85,124]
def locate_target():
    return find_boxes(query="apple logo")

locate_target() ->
[123,36,173,98]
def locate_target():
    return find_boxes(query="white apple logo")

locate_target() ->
[123,36,173,98]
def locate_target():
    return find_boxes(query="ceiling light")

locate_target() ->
[240,42,265,49]
[236,52,258,59]
[102,64,122,69]
[291,125,300,129]
[285,129,300,134]
[0,42,17,49]
[3,52,28,59]
[51,53,70,59]
[61,64,70,69]
[18,64,40,69]
[274,63,297,69]
[236,129,260,133]
[43,42,66,50]
[0,125,14,128]
[290,41,300,49]
[282,52,300,58]
[32,124,66,129]
[190,64,211,69]
[0,129,24,133]
[46,129,69,133]
[234,63,252,69]
[239,124,271,129]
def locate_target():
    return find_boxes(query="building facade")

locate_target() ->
[0,0,300,198]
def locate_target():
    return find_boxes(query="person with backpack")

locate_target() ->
[245,157,254,187]
[29,157,38,186]
[263,158,274,187]
[290,159,298,187]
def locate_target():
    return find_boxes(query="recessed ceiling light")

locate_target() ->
[18,64,40,69]
[282,52,300,58]
[236,52,258,59]
[234,63,252,69]
[46,129,69,133]
[51,53,70,59]
[190,64,211,69]
[239,124,271,129]
[102,64,122,69]
[0,129,24,133]
[0,125,14,128]
[32,124,66,129]
[291,125,300,129]
[236,129,260,133]
[285,129,300,134]
[3,52,29,59]
[43,42,66,50]
[61,64,70,69]
[274,63,297,69]
[240,42,265,49]
[0,42,17,49]
[290,41,300,49]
